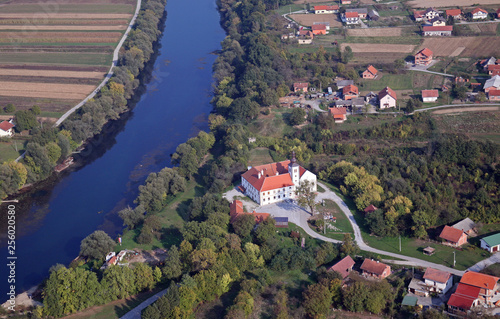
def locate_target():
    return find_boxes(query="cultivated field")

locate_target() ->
[347,28,402,37]
[289,13,343,27]
[340,43,416,53]
[408,0,500,7]
[0,0,136,116]
[419,37,500,57]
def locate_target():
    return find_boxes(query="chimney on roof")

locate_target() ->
[258,172,261,179]
[247,166,252,170]
[276,172,279,176]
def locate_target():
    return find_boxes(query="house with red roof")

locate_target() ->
[471,8,488,19]
[448,271,500,315]
[314,5,339,14]
[446,9,462,19]
[341,0,351,4]
[364,204,377,213]
[378,87,397,109]
[421,89,439,102]
[360,259,391,279]
[415,48,433,66]
[0,120,15,137]
[423,268,453,294]
[293,82,309,93]
[362,65,378,79]
[328,256,355,279]
[297,31,314,44]
[241,153,317,206]
[342,84,358,100]
[311,24,327,35]
[487,64,500,75]
[489,89,500,101]
[230,200,270,224]
[439,225,467,247]
[328,107,347,123]
[342,12,360,24]
[423,25,453,36]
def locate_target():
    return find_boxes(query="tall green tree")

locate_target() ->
[79,230,116,260]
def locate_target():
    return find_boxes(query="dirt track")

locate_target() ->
[341,43,416,53]
[408,0,500,7]
[433,107,500,114]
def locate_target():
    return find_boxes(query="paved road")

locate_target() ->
[119,288,169,319]
[54,0,142,127]
[414,103,500,113]
[467,253,500,272]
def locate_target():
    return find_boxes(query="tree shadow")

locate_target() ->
[160,226,182,248]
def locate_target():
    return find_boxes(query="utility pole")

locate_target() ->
[453,251,456,268]
[399,235,401,252]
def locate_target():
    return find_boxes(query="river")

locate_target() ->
[0,0,225,299]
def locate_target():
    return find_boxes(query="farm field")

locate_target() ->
[340,43,416,53]
[408,0,500,7]
[0,0,136,117]
[289,13,343,27]
[419,37,500,57]
[347,28,403,37]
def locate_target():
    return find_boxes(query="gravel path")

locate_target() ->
[119,288,169,319]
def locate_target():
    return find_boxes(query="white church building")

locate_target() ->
[241,153,317,206]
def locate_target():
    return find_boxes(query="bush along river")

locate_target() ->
[0,0,225,300]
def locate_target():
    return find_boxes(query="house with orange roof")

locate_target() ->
[341,0,351,4]
[471,8,488,19]
[360,259,391,279]
[0,120,15,137]
[489,89,500,101]
[230,200,270,224]
[364,204,377,213]
[328,256,355,279]
[314,5,339,14]
[311,24,327,35]
[342,12,360,24]
[439,225,467,247]
[342,84,358,100]
[378,87,397,109]
[241,152,317,205]
[446,9,462,19]
[421,89,439,102]
[362,65,378,79]
[328,107,347,123]
[293,82,309,93]
[415,48,433,66]
[487,64,500,75]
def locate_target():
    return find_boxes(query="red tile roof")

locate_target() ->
[423,268,451,283]
[360,259,390,276]
[311,24,326,31]
[294,82,309,89]
[448,293,477,310]
[329,107,347,115]
[345,12,359,18]
[423,26,453,32]
[489,89,500,97]
[471,8,487,15]
[329,256,355,279]
[241,160,305,192]
[230,200,270,224]
[314,5,339,10]
[343,84,358,95]
[446,9,462,16]
[455,283,481,298]
[366,65,378,76]
[416,47,433,58]
[364,204,378,213]
[378,87,396,100]
[487,64,500,71]
[422,89,439,98]
[298,30,314,37]
[0,121,14,132]
[108,256,117,265]
[439,225,464,243]
[460,271,499,290]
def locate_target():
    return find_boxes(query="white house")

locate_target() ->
[241,153,317,206]
[422,89,439,102]
[342,12,360,24]
[471,8,488,19]
[0,120,15,137]
[378,87,397,109]
[423,268,453,295]
[314,5,339,14]
[480,233,500,252]
[423,25,453,36]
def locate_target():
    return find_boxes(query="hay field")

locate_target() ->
[0,0,136,116]
[347,28,402,37]
[340,43,416,53]
[289,13,343,28]
[408,0,500,7]
[419,37,500,57]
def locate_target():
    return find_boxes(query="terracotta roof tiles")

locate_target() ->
[329,256,355,279]
[422,89,439,98]
[461,271,499,290]
[423,268,451,283]
[439,225,464,243]
[0,121,14,132]
[360,259,390,276]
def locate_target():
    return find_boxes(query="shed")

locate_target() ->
[402,295,418,307]
[480,233,500,252]
[452,218,476,235]
[423,247,435,256]
[274,217,289,228]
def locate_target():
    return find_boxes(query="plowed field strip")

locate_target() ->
[340,43,415,53]
[0,19,129,25]
[0,38,119,44]
[0,90,89,100]
[0,25,127,30]
[419,37,500,57]
[0,81,95,93]
[0,53,111,65]
[0,31,122,37]
[0,4,133,14]
[0,68,105,78]
[0,13,131,19]
[347,28,402,37]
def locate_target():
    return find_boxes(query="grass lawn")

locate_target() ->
[248,108,294,138]
[275,3,306,15]
[0,140,25,163]
[316,199,354,234]
[359,73,413,91]
[332,113,404,132]
[340,36,421,45]
[248,147,273,167]
[40,111,65,118]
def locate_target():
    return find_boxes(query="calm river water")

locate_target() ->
[0,0,225,299]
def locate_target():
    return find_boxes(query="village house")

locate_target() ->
[446,8,462,19]
[0,120,15,137]
[364,204,377,213]
[329,107,347,123]
[489,89,500,101]
[230,200,270,224]
[328,255,355,279]
[240,153,317,206]
[378,87,397,109]
[293,82,309,93]
[487,64,500,75]
[336,79,354,89]
[311,24,327,35]
[423,268,453,294]
[334,97,364,109]
[439,225,467,247]
[429,16,446,26]
[421,89,439,102]
[471,8,488,20]
[484,75,500,93]
[414,7,439,21]
[313,22,330,30]
[342,12,360,24]
[360,259,391,279]
[313,5,339,14]
[423,25,453,36]
[362,65,378,79]
[281,33,295,40]
[480,232,500,252]
[346,8,368,19]
[342,84,359,100]
[480,56,497,71]
[453,218,477,236]
[297,30,313,44]
[367,9,380,20]
[341,0,351,4]
[415,47,433,65]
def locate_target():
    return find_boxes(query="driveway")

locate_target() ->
[119,288,168,319]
